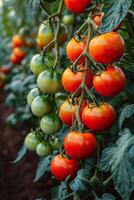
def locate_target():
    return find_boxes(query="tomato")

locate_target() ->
[12,34,25,48]
[51,138,61,150]
[36,142,52,157]
[0,66,11,74]
[93,12,104,26]
[89,32,125,64]
[64,131,96,159]
[93,65,126,97]
[66,37,86,64]
[31,95,51,117]
[40,114,62,134]
[63,14,74,25]
[24,132,40,151]
[38,21,68,48]
[50,154,80,181]
[55,93,67,109]
[13,47,26,61]
[37,69,63,94]
[62,66,93,93]
[27,88,40,106]
[64,0,92,14]
[10,53,21,65]
[25,37,35,48]
[82,103,116,131]
[30,54,47,76]
[59,98,86,126]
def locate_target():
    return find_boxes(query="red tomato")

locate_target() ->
[50,154,80,181]
[59,99,87,126]
[0,66,11,74]
[62,66,93,93]
[89,32,125,64]
[66,37,86,64]
[13,47,26,61]
[64,0,92,14]
[93,65,126,97]
[10,53,21,65]
[12,34,25,48]
[64,131,96,159]
[82,103,116,131]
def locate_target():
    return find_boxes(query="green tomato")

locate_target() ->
[40,114,62,134]
[51,138,61,150]
[37,69,63,94]
[24,132,40,151]
[36,142,52,157]
[55,94,67,109]
[63,14,74,25]
[30,54,47,76]
[31,95,51,117]
[27,88,40,106]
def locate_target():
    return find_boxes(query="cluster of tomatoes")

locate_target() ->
[25,0,126,181]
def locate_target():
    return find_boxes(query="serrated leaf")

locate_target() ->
[119,104,134,129]
[51,182,68,200]
[12,145,27,164]
[99,128,134,200]
[100,193,116,200]
[34,156,50,182]
[101,0,132,32]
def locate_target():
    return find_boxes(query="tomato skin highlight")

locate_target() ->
[50,154,80,181]
[62,66,93,93]
[64,131,97,159]
[82,103,116,131]
[89,32,125,64]
[93,65,126,97]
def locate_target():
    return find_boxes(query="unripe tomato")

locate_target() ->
[31,95,51,117]
[37,69,63,94]
[24,132,40,151]
[38,21,68,48]
[51,138,61,150]
[12,34,25,48]
[82,103,116,131]
[55,93,67,109]
[66,37,86,64]
[64,0,92,14]
[64,131,96,159]
[36,142,52,157]
[59,99,86,126]
[93,65,126,97]
[40,114,62,134]
[10,53,21,65]
[13,47,26,61]
[89,32,125,64]
[30,54,47,76]
[50,154,80,181]
[27,88,40,106]
[25,37,35,48]
[63,14,74,25]
[62,66,93,93]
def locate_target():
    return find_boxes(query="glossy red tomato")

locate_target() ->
[62,66,93,93]
[93,65,126,97]
[89,32,125,64]
[12,34,25,48]
[64,131,96,159]
[82,102,116,131]
[10,53,21,65]
[66,37,86,64]
[13,47,26,61]
[50,154,80,181]
[59,99,87,126]
[64,0,92,13]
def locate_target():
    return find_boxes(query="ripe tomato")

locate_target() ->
[64,0,92,14]
[59,99,86,126]
[93,12,104,26]
[10,53,21,65]
[50,154,80,181]
[40,114,62,134]
[24,132,40,151]
[27,88,40,106]
[66,37,86,64]
[31,95,51,117]
[64,131,96,159]
[93,65,126,97]
[82,103,116,131]
[13,47,26,61]
[36,142,52,157]
[89,32,125,64]
[38,21,68,48]
[62,66,93,93]
[37,69,63,94]
[12,34,25,48]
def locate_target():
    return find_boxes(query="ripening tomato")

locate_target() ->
[59,99,86,126]
[27,88,40,106]
[62,66,93,93]
[82,103,116,131]
[10,53,21,65]
[0,66,11,74]
[13,47,26,61]
[64,0,92,14]
[89,32,125,64]
[12,34,25,48]
[66,37,86,64]
[93,65,126,97]
[64,131,96,159]
[50,154,80,181]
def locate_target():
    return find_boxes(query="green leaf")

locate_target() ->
[12,145,27,164]
[101,0,132,32]
[99,129,134,200]
[119,104,134,129]
[100,193,116,200]
[51,182,68,200]
[33,156,50,182]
